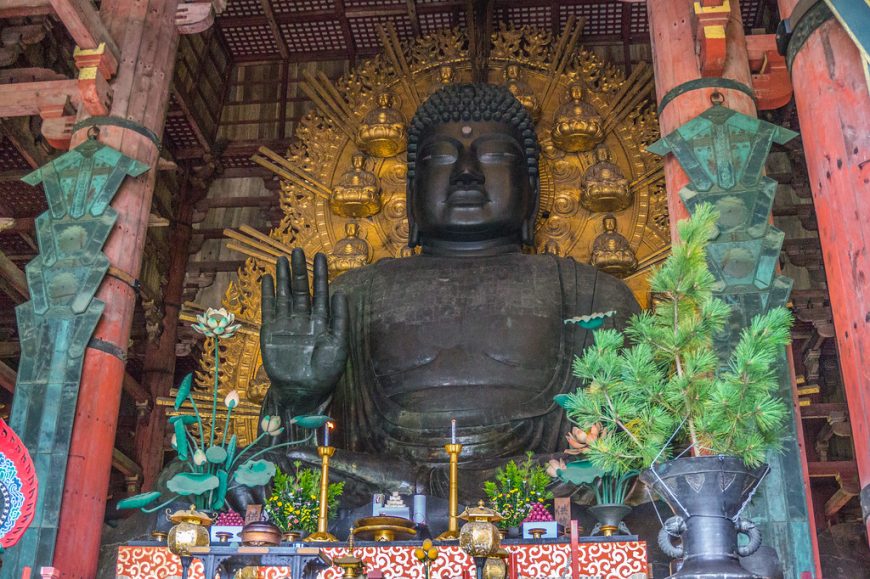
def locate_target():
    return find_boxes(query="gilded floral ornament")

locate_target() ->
[192,307,241,339]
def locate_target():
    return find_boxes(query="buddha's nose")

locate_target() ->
[450,149,484,186]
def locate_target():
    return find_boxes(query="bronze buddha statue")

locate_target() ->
[249,85,639,502]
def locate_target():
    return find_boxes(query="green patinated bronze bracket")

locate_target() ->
[3,137,148,575]
[648,103,818,577]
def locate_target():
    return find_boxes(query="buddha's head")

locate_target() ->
[351,152,366,170]
[377,91,393,108]
[406,84,540,252]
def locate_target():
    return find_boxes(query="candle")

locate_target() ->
[324,422,331,447]
[451,418,456,444]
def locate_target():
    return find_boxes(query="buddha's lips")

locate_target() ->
[445,188,488,207]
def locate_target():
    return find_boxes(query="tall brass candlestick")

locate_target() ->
[304,445,339,542]
[435,443,462,540]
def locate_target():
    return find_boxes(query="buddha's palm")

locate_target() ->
[260,250,348,412]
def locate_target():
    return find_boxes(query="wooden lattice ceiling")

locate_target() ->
[211,0,767,63]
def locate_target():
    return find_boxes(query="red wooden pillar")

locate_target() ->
[778,0,870,546]
[134,186,199,490]
[52,0,180,576]
[647,0,755,237]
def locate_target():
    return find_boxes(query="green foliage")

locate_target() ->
[264,462,345,533]
[483,453,554,528]
[559,204,793,475]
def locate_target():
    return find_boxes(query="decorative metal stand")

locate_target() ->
[435,443,462,540]
[304,446,338,542]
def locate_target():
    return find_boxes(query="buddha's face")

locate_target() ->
[411,120,533,242]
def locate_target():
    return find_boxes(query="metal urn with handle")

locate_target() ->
[641,455,767,578]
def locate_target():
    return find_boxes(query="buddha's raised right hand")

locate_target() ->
[260,249,348,410]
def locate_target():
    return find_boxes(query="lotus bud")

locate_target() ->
[224,389,240,409]
[260,415,283,436]
[193,449,207,466]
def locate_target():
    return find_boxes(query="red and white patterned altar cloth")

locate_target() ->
[117,542,647,578]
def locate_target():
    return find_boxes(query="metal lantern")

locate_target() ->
[483,548,510,579]
[459,501,503,579]
[166,505,213,556]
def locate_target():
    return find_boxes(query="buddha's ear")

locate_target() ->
[408,220,420,248]
[522,176,539,247]
[407,184,420,247]
[521,218,534,247]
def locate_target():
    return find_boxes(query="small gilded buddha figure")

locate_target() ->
[328,222,370,274]
[590,214,637,277]
[330,152,382,218]
[581,145,632,212]
[503,63,540,122]
[356,91,407,158]
[551,80,604,152]
[431,64,456,94]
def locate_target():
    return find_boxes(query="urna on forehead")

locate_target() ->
[406,83,540,189]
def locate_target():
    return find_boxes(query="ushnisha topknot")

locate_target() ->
[406,83,540,193]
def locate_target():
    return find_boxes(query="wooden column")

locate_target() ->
[51,0,180,576]
[647,0,755,236]
[133,186,197,490]
[778,0,870,546]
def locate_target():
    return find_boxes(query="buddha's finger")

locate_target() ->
[330,291,349,341]
[275,256,291,318]
[312,252,329,322]
[291,247,311,315]
[262,273,275,323]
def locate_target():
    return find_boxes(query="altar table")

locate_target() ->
[117,539,648,578]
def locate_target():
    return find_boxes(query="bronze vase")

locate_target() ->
[641,455,768,579]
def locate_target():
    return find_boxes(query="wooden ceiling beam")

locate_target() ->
[0,248,28,303]
[0,360,15,394]
[0,79,81,118]
[194,195,278,210]
[47,0,120,58]
[122,372,150,407]
[0,342,20,359]
[187,259,247,273]
[0,118,50,168]
[111,447,143,478]
[0,0,53,18]
[259,0,289,60]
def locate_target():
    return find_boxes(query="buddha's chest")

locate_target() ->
[362,256,564,377]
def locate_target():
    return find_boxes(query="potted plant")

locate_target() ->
[548,455,637,537]
[483,452,553,537]
[556,204,792,577]
[117,308,330,517]
[264,461,344,540]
